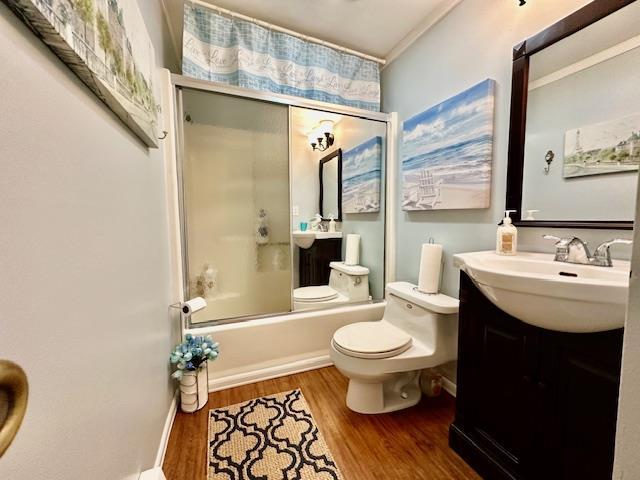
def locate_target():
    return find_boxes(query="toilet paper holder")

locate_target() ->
[170,297,208,315]
[170,297,208,329]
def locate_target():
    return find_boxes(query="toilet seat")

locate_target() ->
[294,285,339,303]
[333,322,413,359]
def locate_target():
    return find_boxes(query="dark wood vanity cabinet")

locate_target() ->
[450,272,623,480]
[298,238,342,287]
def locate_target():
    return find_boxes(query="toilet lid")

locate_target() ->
[294,285,338,302]
[333,322,412,359]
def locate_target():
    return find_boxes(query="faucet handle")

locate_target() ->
[542,234,576,247]
[597,238,633,249]
[593,239,632,267]
[542,234,587,245]
[542,234,563,243]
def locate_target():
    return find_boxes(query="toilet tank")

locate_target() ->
[383,282,459,352]
[328,262,370,302]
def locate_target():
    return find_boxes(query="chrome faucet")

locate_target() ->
[543,235,632,267]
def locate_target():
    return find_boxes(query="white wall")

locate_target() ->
[0,3,179,479]
[613,172,640,478]
[382,0,635,298]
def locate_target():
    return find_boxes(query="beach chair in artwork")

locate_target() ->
[417,169,442,209]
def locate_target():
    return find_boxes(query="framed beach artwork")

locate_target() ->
[3,0,160,147]
[401,79,496,211]
[564,113,640,178]
[342,136,382,214]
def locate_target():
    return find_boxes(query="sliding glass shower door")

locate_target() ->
[179,88,291,324]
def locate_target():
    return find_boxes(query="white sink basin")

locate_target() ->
[454,251,630,333]
[292,230,342,249]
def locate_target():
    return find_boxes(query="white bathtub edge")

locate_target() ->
[208,353,334,393]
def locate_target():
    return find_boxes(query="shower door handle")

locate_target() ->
[0,360,28,457]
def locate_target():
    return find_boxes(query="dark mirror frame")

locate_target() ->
[506,0,636,230]
[319,148,343,221]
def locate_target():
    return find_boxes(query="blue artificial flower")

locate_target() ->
[170,334,220,379]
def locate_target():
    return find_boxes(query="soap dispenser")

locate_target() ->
[328,214,336,233]
[496,210,517,256]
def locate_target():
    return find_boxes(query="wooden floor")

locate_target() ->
[163,366,480,480]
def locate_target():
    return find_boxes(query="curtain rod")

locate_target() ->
[187,0,386,65]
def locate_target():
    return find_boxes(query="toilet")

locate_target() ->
[293,262,370,311]
[330,281,459,414]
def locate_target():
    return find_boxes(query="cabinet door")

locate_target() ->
[456,273,537,477]
[299,239,342,287]
[534,330,623,480]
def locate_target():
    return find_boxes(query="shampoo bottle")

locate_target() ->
[496,210,517,256]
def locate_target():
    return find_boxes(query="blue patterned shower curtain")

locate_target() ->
[182,2,381,111]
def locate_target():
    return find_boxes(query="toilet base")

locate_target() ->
[345,370,422,414]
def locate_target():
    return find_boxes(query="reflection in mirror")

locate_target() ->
[320,149,342,221]
[291,107,386,313]
[521,1,640,222]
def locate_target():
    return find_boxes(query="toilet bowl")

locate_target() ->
[330,281,459,414]
[293,262,370,311]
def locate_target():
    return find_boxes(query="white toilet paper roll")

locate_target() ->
[181,297,207,315]
[418,243,443,294]
[344,234,361,266]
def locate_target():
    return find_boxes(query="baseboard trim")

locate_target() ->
[442,376,457,397]
[154,390,178,468]
[209,355,333,393]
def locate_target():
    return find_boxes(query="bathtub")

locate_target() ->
[186,301,386,392]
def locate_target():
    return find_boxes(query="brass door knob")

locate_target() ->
[0,360,28,457]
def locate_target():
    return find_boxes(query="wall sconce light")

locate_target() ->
[518,0,526,5]
[308,120,335,151]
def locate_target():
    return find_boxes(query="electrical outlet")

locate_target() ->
[292,205,300,216]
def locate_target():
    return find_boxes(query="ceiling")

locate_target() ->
[162,0,459,64]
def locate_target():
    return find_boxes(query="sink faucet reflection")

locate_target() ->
[543,235,632,267]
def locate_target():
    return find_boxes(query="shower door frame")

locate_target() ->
[171,74,398,328]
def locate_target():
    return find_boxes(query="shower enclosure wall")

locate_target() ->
[173,75,394,328]
[179,89,291,324]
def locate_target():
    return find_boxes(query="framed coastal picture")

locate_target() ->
[342,136,382,214]
[401,79,495,211]
[4,0,159,147]
[564,113,640,178]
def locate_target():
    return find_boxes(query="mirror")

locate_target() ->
[290,106,386,312]
[507,0,639,229]
[319,149,342,221]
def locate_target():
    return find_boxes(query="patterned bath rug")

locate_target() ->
[208,389,344,480]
